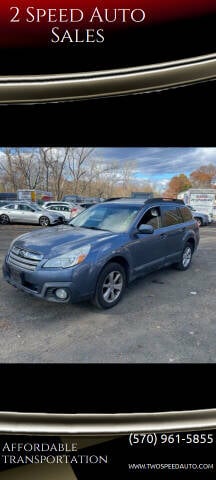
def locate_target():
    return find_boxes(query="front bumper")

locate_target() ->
[50,216,66,225]
[3,258,96,304]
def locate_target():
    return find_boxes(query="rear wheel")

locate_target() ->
[39,216,50,227]
[0,214,10,224]
[92,262,126,309]
[175,242,193,271]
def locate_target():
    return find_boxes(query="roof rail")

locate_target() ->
[103,197,185,205]
[103,197,130,202]
[145,197,185,205]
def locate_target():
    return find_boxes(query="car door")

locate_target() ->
[17,204,36,223]
[128,206,167,277]
[8,203,21,222]
[161,205,185,264]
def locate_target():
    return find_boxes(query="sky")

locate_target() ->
[93,147,216,190]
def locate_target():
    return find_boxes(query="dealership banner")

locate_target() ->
[0,0,216,102]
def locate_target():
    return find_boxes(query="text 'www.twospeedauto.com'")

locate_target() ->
[128,463,215,472]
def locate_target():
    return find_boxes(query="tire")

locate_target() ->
[0,214,10,225]
[194,217,203,227]
[92,262,126,309]
[39,216,50,227]
[175,242,193,271]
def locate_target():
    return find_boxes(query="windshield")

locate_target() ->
[28,204,43,211]
[69,204,140,233]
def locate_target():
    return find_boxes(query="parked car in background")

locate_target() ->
[3,198,199,309]
[43,201,97,220]
[70,202,97,218]
[62,195,82,203]
[42,201,75,209]
[186,205,211,226]
[0,202,65,226]
[43,203,75,221]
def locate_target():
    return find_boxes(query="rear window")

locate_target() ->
[50,205,69,212]
[3,204,15,209]
[162,207,183,226]
[179,206,193,222]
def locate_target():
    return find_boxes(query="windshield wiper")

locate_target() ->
[69,224,111,232]
[84,226,112,232]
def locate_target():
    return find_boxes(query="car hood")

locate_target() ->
[194,210,208,217]
[12,225,117,258]
[192,211,208,218]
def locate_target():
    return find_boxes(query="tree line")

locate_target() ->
[164,164,216,197]
[0,147,156,199]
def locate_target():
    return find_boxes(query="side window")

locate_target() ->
[5,204,15,209]
[138,207,161,230]
[162,206,183,227]
[179,206,193,222]
[18,204,34,211]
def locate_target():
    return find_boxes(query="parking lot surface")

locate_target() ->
[0,223,216,363]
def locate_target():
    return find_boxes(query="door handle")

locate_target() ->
[160,233,167,239]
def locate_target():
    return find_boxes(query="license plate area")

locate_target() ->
[10,267,22,284]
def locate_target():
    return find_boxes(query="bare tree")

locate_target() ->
[0,148,19,191]
[14,148,42,189]
[39,147,53,192]
[67,148,95,194]
[48,148,70,200]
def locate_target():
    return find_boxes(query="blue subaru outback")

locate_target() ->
[3,198,199,309]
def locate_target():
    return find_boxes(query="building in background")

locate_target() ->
[178,188,216,219]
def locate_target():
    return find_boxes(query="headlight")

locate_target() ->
[43,244,91,268]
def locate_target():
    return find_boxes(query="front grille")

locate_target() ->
[8,246,43,271]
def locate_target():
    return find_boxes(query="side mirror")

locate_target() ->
[138,224,154,234]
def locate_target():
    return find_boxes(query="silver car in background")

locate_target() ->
[0,202,65,226]
[70,202,97,218]
[43,201,96,221]
[42,201,75,209]
[43,203,75,221]
[186,205,211,226]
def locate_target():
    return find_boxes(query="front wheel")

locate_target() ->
[92,262,126,309]
[39,216,50,227]
[175,242,193,271]
[0,214,10,225]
